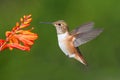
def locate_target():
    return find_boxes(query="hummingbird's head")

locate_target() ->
[52,20,69,34]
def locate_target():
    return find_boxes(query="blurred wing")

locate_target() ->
[73,29,103,47]
[70,22,94,35]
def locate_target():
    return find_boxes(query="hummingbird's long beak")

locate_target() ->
[40,22,53,24]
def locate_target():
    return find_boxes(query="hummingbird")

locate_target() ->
[41,20,103,65]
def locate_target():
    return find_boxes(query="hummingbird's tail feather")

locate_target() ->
[74,47,88,65]
[74,54,87,66]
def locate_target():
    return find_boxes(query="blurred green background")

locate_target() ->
[0,0,120,80]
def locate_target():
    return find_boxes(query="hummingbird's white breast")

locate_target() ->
[57,32,74,57]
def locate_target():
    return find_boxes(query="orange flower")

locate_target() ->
[0,39,7,51]
[0,14,38,51]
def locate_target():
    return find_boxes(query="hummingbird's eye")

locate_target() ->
[57,23,62,26]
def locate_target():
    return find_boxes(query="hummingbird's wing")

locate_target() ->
[73,29,103,47]
[70,22,94,35]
